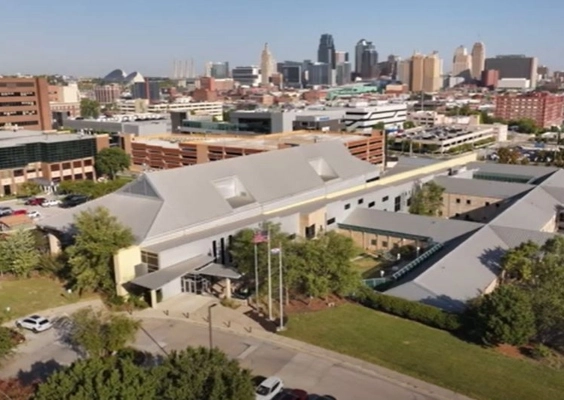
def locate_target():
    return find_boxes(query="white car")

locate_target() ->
[27,210,41,219]
[41,199,60,207]
[15,315,53,333]
[255,376,284,400]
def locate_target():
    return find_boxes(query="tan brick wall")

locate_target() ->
[442,193,505,222]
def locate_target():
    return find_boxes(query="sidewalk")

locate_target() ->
[132,303,473,400]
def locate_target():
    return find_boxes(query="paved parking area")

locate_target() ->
[0,197,68,222]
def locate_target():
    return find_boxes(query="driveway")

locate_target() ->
[1,317,449,400]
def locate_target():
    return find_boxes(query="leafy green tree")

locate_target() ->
[373,122,385,130]
[58,178,130,199]
[95,148,131,180]
[154,347,254,400]
[18,181,41,197]
[67,308,140,358]
[65,207,134,294]
[471,285,536,346]
[80,98,100,119]
[408,181,444,216]
[497,147,521,164]
[500,241,540,284]
[403,120,415,129]
[0,230,41,277]
[34,356,157,400]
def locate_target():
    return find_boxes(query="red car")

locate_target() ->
[12,209,27,215]
[25,197,46,206]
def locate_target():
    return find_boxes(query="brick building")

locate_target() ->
[494,92,564,128]
[0,77,52,131]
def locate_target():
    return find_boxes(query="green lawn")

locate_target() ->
[0,277,95,321]
[352,255,385,279]
[282,303,564,400]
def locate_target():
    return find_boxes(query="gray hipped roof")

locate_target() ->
[341,208,483,243]
[40,141,378,244]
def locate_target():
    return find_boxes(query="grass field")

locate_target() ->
[0,277,95,321]
[283,303,564,400]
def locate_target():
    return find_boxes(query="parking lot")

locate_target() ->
[0,196,68,223]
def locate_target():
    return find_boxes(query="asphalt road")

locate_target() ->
[1,318,437,400]
[0,197,67,222]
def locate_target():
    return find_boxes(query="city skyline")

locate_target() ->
[1,0,563,76]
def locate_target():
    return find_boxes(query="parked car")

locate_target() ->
[41,199,60,207]
[307,396,337,400]
[256,376,284,400]
[274,389,308,400]
[12,209,27,215]
[25,197,46,206]
[15,315,53,333]
[0,207,12,217]
[27,210,41,219]
[62,194,89,208]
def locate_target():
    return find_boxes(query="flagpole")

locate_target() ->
[254,242,259,310]
[278,243,284,331]
[267,227,273,321]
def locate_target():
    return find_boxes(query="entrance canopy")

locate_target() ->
[130,254,214,290]
[197,263,242,280]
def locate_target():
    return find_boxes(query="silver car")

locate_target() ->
[15,315,53,333]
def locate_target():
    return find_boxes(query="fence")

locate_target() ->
[362,242,444,290]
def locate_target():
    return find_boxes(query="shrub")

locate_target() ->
[0,327,17,359]
[354,287,462,332]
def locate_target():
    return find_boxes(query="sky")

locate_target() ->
[1,0,563,77]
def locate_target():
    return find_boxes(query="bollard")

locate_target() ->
[163,310,169,316]
[183,312,190,319]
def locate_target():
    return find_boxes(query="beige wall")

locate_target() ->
[299,207,327,236]
[338,228,424,253]
[441,193,506,222]
[113,245,142,296]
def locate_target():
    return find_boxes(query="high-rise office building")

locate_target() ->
[277,61,303,88]
[0,77,51,131]
[397,59,412,88]
[424,52,442,92]
[317,34,336,69]
[260,43,275,86]
[336,62,352,85]
[132,79,161,103]
[484,55,538,88]
[471,42,485,80]
[307,62,331,86]
[355,39,368,75]
[411,52,425,92]
[360,42,379,80]
[335,51,348,64]
[452,46,472,78]
[206,62,230,79]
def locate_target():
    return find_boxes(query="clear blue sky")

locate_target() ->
[1,0,562,77]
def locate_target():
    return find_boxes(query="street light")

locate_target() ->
[208,303,218,350]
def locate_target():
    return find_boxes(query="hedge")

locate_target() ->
[354,287,462,332]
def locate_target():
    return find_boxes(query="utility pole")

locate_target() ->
[208,303,217,350]
[267,227,273,321]
[278,243,285,331]
[254,241,259,309]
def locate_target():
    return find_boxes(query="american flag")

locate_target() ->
[252,230,269,244]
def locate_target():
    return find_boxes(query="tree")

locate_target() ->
[403,121,415,129]
[496,147,520,164]
[154,347,254,400]
[66,309,140,359]
[499,240,540,284]
[0,230,41,277]
[58,178,130,199]
[0,378,34,400]
[471,285,536,346]
[0,326,15,359]
[65,207,134,294]
[34,356,157,400]
[408,181,444,216]
[80,98,100,119]
[373,122,386,130]
[18,181,41,197]
[95,148,131,180]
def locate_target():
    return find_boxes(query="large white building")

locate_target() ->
[232,66,261,87]
[117,99,223,116]
[342,102,407,133]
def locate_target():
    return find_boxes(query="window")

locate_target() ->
[13,169,23,177]
[382,241,388,248]
[407,197,412,207]
[370,239,377,245]
[456,198,461,204]
[358,198,364,205]
[344,203,350,210]
[495,203,500,208]
[394,196,401,212]
[368,201,375,208]
[327,217,336,225]
[485,202,490,206]
[466,199,471,205]
[382,196,389,202]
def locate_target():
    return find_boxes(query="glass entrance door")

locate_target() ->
[182,274,210,294]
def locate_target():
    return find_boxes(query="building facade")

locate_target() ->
[342,103,407,133]
[484,55,538,88]
[471,42,485,80]
[0,77,52,131]
[94,84,121,104]
[452,46,472,78]
[494,92,564,128]
[232,66,261,87]
[0,130,108,196]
